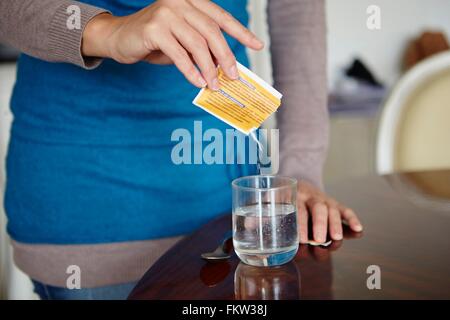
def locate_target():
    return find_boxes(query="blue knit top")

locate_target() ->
[5,0,256,244]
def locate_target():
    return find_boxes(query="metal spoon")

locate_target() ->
[201,230,233,261]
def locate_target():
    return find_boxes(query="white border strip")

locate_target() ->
[235,62,282,99]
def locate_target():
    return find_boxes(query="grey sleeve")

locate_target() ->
[0,0,109,69]
[268,0,329,189]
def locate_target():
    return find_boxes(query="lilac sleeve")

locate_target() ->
[0,0,108,69]
[268,0,329,189]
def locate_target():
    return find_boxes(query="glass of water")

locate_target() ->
[232,175,298,267]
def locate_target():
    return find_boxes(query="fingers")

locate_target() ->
[144,51,173,65]
[297,202,309,244]
[184,8,238,80]
[142,1,259,88]
[343,224,364,239]
[340,207,363,232]
[190,0,264,50]
[328,207,343,241]
[154,32,206,88]
[307,200,328,243]
[117,1,261,88]
[170,18,219,90]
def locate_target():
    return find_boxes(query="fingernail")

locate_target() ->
[354,225,363,232]
[335,233,343,240]
[211,78,220,91]
[228,65,239,79]
[299,235,307,244]
[253,37,264,48]
[198,77,207,88]
[316,233,325,243]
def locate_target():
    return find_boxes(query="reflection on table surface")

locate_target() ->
[129,170,450,300]
[387,169,450,211]
[234,262,301,300]
[231,222,363,300]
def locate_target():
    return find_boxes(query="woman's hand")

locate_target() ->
[82,0,264,89]
[297,181,363,243]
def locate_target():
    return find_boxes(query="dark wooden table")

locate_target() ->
[129,170,450,299]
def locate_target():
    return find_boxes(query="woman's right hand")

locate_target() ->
[82,0,264,89]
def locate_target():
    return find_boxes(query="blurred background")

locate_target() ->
[1,0,450,299]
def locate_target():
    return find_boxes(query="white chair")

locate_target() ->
[377,51,450,175]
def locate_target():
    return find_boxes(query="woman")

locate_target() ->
[0,0,362,299]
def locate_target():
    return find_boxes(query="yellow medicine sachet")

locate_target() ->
[192,62,283,135]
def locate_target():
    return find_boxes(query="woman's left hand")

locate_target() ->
[297,180,363,243]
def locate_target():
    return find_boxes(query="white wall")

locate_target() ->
[248,0,272,84]
[249,0,450,89]
[327,0,450,89]
[249,0,450,183]
[0,63,36,300]
[0,64,15,300]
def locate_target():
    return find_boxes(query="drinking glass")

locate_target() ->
[232,175,298,267]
